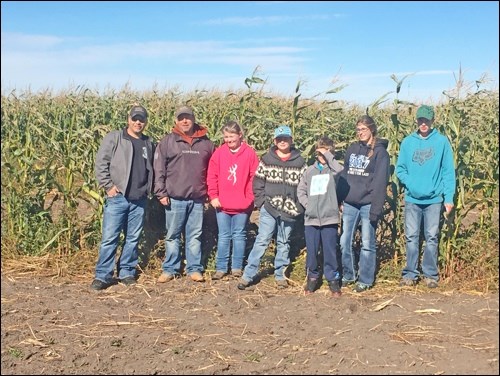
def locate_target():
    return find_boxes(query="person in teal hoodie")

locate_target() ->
[396,105,456,288]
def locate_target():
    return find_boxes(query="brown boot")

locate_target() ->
[190,272,205,282]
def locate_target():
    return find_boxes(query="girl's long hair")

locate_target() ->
[357,115,377,158]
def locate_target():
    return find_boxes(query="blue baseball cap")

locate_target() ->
[274,125,292,138]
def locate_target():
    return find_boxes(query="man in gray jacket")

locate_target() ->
[91,105,154,290]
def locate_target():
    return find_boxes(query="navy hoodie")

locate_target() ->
[337,138,390,222]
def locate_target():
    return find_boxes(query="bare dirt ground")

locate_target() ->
[1,271,498,375]
[2,204,499,374]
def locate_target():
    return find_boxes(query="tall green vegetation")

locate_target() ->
[1,73,498,289]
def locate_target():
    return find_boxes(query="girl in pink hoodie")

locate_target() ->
[207,121,260,280]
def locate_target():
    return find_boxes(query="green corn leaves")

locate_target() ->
[1,74,498,286]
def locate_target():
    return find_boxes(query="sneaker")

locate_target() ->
[342,278,356,287]
[157,273,175,283]
[328,280,342,297]
[231,269,243,278]
[212,271,226,280]
[352,283,370,293]
[399,278,417,287]
[423,278,438,288]
[276,279,288,289]
[120,276,136,286]
[237,277,251,290]
[90,279,109,291]
[190,272,205,282]
[304,278,318,294]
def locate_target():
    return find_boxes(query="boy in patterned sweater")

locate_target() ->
[237,125,307,290]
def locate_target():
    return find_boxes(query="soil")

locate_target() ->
[2,202,499,375]
[1,272,498,375]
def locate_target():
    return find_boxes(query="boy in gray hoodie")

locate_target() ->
[297,136,344,296]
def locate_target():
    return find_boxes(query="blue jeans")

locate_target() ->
[215,210,249,272]
[305,225,340,281]
[402,202,442,281]
[242,206,294,282]
[162,198,204,275]
[95,194,146,283]
[340,203,377,287]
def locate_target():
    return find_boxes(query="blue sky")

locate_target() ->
[1,1,498,105]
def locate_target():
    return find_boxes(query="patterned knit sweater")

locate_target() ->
[253,145,307,222]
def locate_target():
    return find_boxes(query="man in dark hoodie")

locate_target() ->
[237,125,307,290]
[154,105,215,283]
[337,115,390,293]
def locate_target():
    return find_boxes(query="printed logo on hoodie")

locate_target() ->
[412,148,434,166]
[347,154,370,176]
[228,164,238,185]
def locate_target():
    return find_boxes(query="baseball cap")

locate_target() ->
[274,125,292,139]
[416,105,434,121]
[175,106,194,118]
[129,105,148,121]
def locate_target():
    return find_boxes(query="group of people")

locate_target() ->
[91,104,456,296]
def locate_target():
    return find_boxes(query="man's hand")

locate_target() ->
[159,196,170,206]
[444,203,454,213]
[106,186,120,197]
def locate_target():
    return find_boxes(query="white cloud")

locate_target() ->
[1,32,312,93]
[343,70,455,80]
[202,14,334,26]
[1,32,64,49]
[2,32,488,105]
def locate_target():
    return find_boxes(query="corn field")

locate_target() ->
[1,72,498,288]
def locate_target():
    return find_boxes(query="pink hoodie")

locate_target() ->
[207,142,259,214]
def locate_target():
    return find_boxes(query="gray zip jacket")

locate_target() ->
[95,127,154,196]
[297,150,343,226]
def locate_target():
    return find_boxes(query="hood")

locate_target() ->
[355,137,389,155]
[410,128,438,140]
[172,123,209,144]
[375,138,389,150]
[172,123,208,138]
[268,144,303,161]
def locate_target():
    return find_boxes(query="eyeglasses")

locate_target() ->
[177,114,193,121]
[356,127,370,134]
[131,116,146,123]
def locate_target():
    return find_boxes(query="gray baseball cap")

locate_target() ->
[175,106,194,118]
[129,105,148,120]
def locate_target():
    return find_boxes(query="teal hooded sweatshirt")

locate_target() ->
[396,128,456,205]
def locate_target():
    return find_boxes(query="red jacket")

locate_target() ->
[207,142,259,214]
